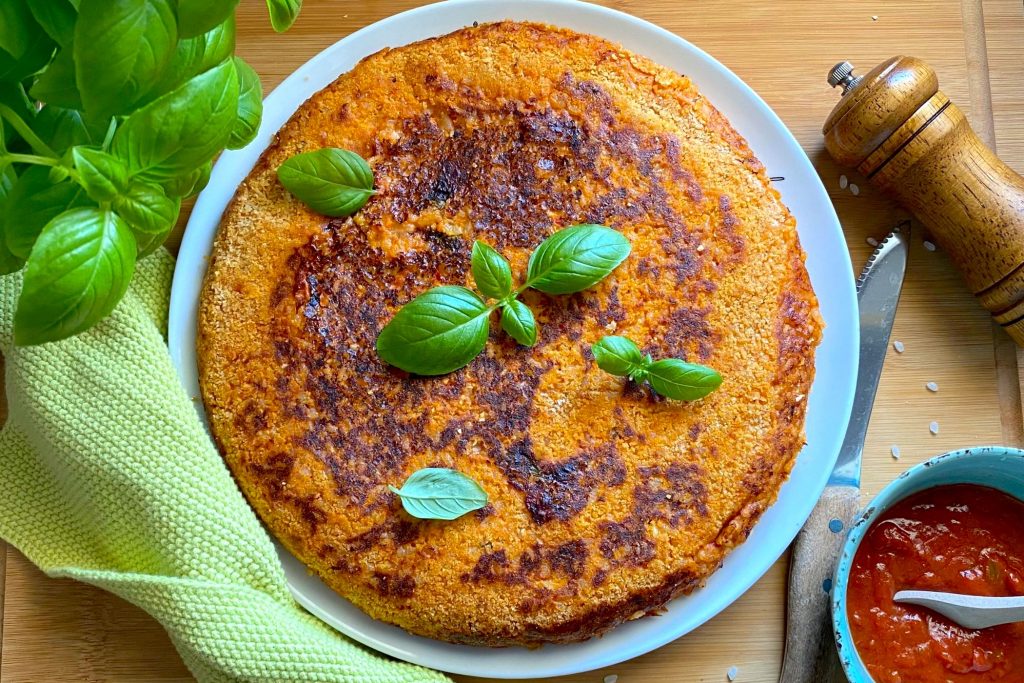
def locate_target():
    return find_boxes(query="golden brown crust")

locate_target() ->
[198,21,821,646]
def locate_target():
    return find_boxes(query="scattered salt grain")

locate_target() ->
[891,445,901,459]
[929,421,940,435]
[866,237,879,247]
[604,675,618,683]
[727,666,739,681]
[923,240,937,252]
[893,340,905,353]
[926,381,939,393]
[839,174,849,189]
[850,183,861,196]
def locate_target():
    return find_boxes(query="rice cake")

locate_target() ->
[198,21,822,646]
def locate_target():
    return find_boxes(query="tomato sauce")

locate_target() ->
[848,485,1024,682]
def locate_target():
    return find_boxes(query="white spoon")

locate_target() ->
[894,590,1024,629]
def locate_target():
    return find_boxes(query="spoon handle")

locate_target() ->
[894,590,1024,629]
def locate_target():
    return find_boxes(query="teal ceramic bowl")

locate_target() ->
[831,446,1024,682]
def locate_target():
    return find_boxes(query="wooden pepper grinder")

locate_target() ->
[824,57,1024,343]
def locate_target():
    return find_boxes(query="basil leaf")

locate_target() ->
[645,358,722,401]
[162,158,211,199]
[500,299,536,347]
[277,148,374,217]
[0,229,25,274]
[5,166,91,259]
[0,166,14,199]
[145,16,235,104]
[591,335,648,378]
[389,468,487,521]
[112,59,239,181]
[134,221,171,258]
[72,147,129,202]
[0,239,25,274]
[113,180,179,235]
[14,207,137,346]
[266,0,302,32]
[376,285,491,375]
[48,165,70,184]
[27,0,78,48]
[0,26,54,82]
[526,224,631,294]
[227,56,262,150]
[75,0,178,116]
[34,107,105,150]
[0,0,36,59]
[471,240,512,300]
[0,166,24,274]
[175,0,238,39]
[29,47,83,109]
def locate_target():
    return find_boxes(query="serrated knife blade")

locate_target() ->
[831,223,910,487]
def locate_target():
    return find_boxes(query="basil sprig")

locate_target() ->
[591,335,723,401]
[389,468,488,521]
[377,224,630,375]
[0,0,302,346]
[277,148,374,217]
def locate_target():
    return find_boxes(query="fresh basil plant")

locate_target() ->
[591,335,723,401]
[0,0,304,346]
[376,224,631,375]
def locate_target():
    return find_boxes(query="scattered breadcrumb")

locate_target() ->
[893,340,905,353]
[926,381,938,392]
[929,421,940,435]
[727,666,739,681]
[923,240,936,251]
[850,183,861,196]
[872,15,879,21]
[604,675,619,683]
[891,445,901,459]
[866,237,879,247]
[839,174,849,189]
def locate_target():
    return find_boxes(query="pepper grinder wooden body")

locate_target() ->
[824,56,1024,344]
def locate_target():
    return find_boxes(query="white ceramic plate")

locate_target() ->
[168,0,858,677]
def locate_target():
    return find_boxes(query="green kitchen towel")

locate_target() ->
[0,250,450,683]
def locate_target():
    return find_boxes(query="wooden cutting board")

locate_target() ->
[2,1,1023,681]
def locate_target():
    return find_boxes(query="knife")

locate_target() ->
[779,224,909,683]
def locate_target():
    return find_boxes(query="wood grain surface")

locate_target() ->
[2,1,1023,681]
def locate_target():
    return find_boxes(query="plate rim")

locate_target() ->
[168,0,858,677]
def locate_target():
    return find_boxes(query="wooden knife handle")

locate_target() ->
[823,56,1024,345]
[780,485,861,683]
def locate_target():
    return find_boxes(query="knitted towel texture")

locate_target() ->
[0,250,450,683]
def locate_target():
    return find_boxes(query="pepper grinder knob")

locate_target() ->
[827,61,861,94]
[822,56,1024,345]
